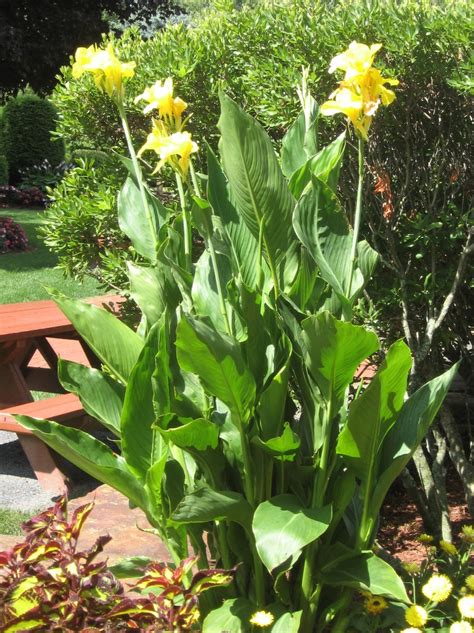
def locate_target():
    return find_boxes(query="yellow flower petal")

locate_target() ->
[71,43,135,98]
[405,605,428,628]
[458,595,474,619]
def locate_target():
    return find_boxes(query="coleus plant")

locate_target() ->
[17,43,458,631]
[0,497,233,632]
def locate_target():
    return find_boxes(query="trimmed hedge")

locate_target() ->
[3,91,65,182]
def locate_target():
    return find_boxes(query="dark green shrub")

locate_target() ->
[3,91,65,182]
[0,107,8,185]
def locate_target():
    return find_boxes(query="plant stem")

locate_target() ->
[348,137,365,298]
[216,521,232,569]
[175,172,192,272]
[117,100,156,253]
[189,160,201,197]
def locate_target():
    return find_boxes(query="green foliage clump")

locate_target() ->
[3,91,65,182]
[40,159,133,289]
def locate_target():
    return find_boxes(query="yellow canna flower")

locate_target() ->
[440,540,458,556]
[405,605,429,628]
[135,78,187,126]
[364,595,388,615]
[249,611,274,627]
[138,119,198,177]
[451,622,473,633]
[458,595,474,619]
[321,42,398,140]
[72,43,135,98]
[329,41,383,79]
[422,574,453,602]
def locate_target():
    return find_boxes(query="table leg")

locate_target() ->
[18,434,69,495]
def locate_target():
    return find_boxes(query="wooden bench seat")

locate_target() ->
[0,393,97,494]
[0,393,87,435]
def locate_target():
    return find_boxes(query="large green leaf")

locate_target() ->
[176,315,256,424]
[218,93,295,273]
[301,312,379,409]
[272,611,302,633]
[288,133,345,199]
[127,261,179,326]
[117,176,166,262]
[252,494,332,572]
[203,598,254,633]
[15,416,148,512]
[337,340,412,483]
[121,325,160,480]
[158,418,219,451]
[207,147,259,289]
[172,487,252,530]
[281,96,319,178]
[252,422,300,461]
[320,547,408,603]
[372,362,459,514]
[58,359,124,435]
[293,180,352,315]
[52,293,143,384]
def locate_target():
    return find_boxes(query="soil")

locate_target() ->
[378,480,471,564]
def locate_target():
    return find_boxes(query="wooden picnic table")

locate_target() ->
[0,295,121,494]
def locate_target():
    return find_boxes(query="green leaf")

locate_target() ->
[176,315,256,423]
[207,146,259,289]
[301,312,379,409]
[145,453,168,515]
[218,93,295,272]
[372,362,459,513]
[203,598,254,633]
[117,176,165,262]
[51,292,143,384]
[172,487,253,530]
[252,422,300,461]
[121,324,161,480]
[127,261,180,326]
[14,416,148,511]
[158,418,219,451]
[320,548,408,603]
[272,611,302,633]
[256,336,291,440]
[337,340,412,484]
[58,359,124,435]
[288,133,345,199]
[252,494,332,572]
[109,556,153,579]
[281,98,319,178]
[293,179,353,314]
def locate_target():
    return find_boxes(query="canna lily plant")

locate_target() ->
[17,42,458,632]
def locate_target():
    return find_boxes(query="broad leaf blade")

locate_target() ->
[252,494,332,572]
[51,293,143,384]
[172,487,252,530]
[58,359,124,436]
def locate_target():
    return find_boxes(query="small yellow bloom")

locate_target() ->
[250,610,274,627]
[466,575,474,591]
[403,562,421,575]
[461,525,474,544]
[135,78,187,125]
[451,622,473,633]
[405,605,428,627]
[418,533,434,544]
[138,120,198,177]
[458,595,474,619]
[364,595,388,615]
[440,540,458,556]
[72,43,135,98]
[329,41,383,79]
[422,574,453,602]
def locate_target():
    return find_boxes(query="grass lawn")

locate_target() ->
[0,508,32,536]
[0,208,100,304]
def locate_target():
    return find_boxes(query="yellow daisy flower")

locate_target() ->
[422,574,453,602]
[466,575,474,591]
[250,611,274,627]
[364,595,388,615]
[440,540,458,556]
[461,525,474,544]
[405,605,428,627]
[458,595,474,619]
[401,629,423,633]
[450,622,473,633]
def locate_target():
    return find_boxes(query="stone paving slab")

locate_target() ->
[0,485,170,567]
